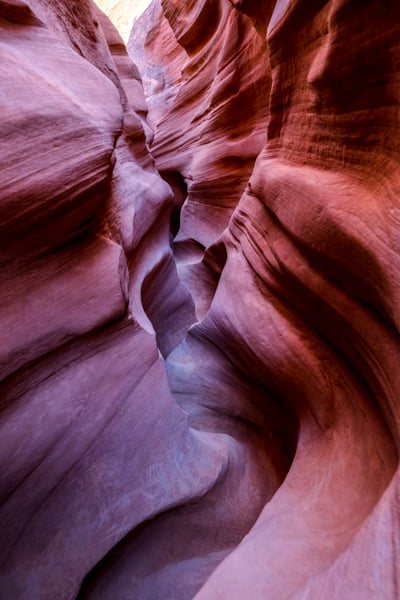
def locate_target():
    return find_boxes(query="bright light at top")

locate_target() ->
[94,0,152,42]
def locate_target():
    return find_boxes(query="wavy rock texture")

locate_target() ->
[0,1,233,598]
[130,0,400,598]
[128,0,186,132]
[129,0,272,280]
[1,0,400,599]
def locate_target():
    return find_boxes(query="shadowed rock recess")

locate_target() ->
[0,0,399,598]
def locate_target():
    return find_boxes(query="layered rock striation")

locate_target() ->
[0,1,225,597]
[132,0,400,598]
[1,0,400,599]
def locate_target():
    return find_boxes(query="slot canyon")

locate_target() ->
[0,0,399,598]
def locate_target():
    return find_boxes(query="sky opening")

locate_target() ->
[94,0,152,42]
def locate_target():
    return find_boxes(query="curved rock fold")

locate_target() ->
[1,0,400,598]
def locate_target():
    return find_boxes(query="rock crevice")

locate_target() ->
[0,0,400,599]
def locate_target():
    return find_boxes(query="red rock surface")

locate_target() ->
[129,0,400,597]
[1,0,400,599]
[140,0,271,255]
[0,1,216,597]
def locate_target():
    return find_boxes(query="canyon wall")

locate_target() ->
[0,1,230,598]
[133,0,400,597]
[1,0,400,599]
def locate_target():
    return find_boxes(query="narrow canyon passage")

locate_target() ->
[0,1,400,599]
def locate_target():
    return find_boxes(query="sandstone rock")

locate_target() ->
[1,0,400,598]
[0,1,226,598]
[128,0,186,131]
[132,0,400,598]
[131,0,271,284]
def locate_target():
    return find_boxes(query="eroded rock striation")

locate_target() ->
[1,0,400,598]
[0,1,220,597]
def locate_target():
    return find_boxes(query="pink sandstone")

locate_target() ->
[0,0,399,599]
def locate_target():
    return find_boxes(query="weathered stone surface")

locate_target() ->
[128,0,186,131]
[132,0,271,273]
[131,0,400,598]
[1,0,400,598]
[0,1,232,598]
